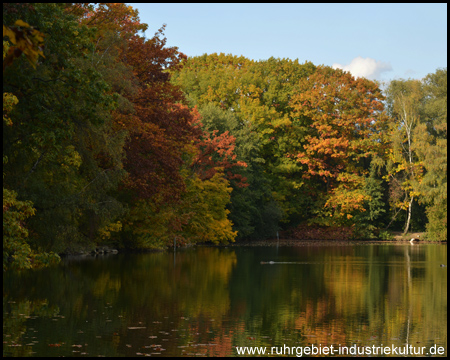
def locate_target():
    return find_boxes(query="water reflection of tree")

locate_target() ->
[3,246,446,356]
[3,298,59,356]
[228,245,446,352]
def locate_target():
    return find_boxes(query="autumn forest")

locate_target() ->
[3,3,447,270]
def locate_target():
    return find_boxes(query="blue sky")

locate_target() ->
[127,3,447,82]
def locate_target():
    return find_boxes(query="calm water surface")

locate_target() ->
[3,244,447,357]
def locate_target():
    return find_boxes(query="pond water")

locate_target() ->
[3,243,447,357]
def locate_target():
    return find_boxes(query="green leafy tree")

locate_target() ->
[197,103,282,239]
[3,88,59,270]
[414,68,447,240]
[3,158,60,270]
[3,3,125,253]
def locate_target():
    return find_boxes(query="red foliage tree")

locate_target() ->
[189,106,248,187]
[118,32,200,201]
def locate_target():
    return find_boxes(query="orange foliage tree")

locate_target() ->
[289,66,388,226]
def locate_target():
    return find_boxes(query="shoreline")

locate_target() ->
[201,238,447,247]
[55,239,447,262]
[59,235,446,258]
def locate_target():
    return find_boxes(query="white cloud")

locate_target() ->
[332,56,393,80]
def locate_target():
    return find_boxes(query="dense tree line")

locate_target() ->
[171,54,446,241]
[3,3,447,270]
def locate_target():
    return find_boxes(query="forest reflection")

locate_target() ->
[3,244,447,357]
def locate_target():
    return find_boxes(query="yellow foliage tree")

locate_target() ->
[181,169,237,244]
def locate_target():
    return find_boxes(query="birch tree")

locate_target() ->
[384,79,423,234]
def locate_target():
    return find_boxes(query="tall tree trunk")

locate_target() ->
[403,196,414,235]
